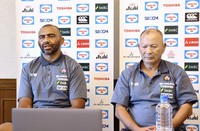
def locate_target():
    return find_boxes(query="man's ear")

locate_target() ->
[60,37,65,45]
[162,43,166,52]
[163,43,166,48]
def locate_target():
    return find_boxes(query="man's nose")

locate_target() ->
[44,36,50,41]
[43,36,50,43]
[146,46,152,53]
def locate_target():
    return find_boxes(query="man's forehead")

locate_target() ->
[38,26,60,35]
[39,31,55,35]
[140,36,164,44]
[39,26,56,32]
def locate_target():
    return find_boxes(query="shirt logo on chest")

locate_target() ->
[163,75,171,81]
[160,82,175,99]
[56,75,68,91]
[60,68,67,74]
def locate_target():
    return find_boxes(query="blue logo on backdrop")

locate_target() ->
[62,39,71,48]
[85,74,90,83]
[125,62,137,69]
[164,38,178,47]
[95,63,108,71]
[125,14,139,23]
[58,16,71,24]
[77,28,89,36]
[164,13,179,22]
[76,4,89,12]
[145,1,159,11]
[184,50,199,59]
[95,39,108,48]
[22,16,34,25]
[40,4,52,13]
[95,15,108,24]
[125,38,138,47]
[188,75,199,84]
[102,110,109,119]
[185,124,199,131]
[95,86,108,95]
[85,98,90,107]
[185,25,199,34]
[185,0,200,9]
[22,40,35,48]
[77,51,90,60]
[192,100,199,108]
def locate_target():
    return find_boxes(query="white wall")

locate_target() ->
[0,0,16,78]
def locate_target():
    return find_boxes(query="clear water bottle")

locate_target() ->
[156,95,173,131]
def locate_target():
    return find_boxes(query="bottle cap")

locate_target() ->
[160,95,168,102]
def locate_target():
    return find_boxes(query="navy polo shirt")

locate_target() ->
[18,53,87,108]
[111,60,198,127]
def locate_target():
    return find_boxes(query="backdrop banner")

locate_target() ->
[16,0,114,130]
[119,0,200,130]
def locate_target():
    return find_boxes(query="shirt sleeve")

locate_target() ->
[18,64,33,101]
[111,68,132,107]
[68,61,87,101]
[175,69,198,105]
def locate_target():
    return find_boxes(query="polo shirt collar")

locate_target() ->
[138,59,169,74]
[39,53,64,66]
[158,60,169,74]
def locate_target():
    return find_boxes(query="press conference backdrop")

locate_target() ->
[16,0,114,131]
[119,0,200,130]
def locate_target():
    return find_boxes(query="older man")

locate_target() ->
[111,28,198,131]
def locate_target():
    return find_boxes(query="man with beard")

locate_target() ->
[18,24,87,109]
[0,24,87,131]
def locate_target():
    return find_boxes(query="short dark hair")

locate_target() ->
[39,24,62,36]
